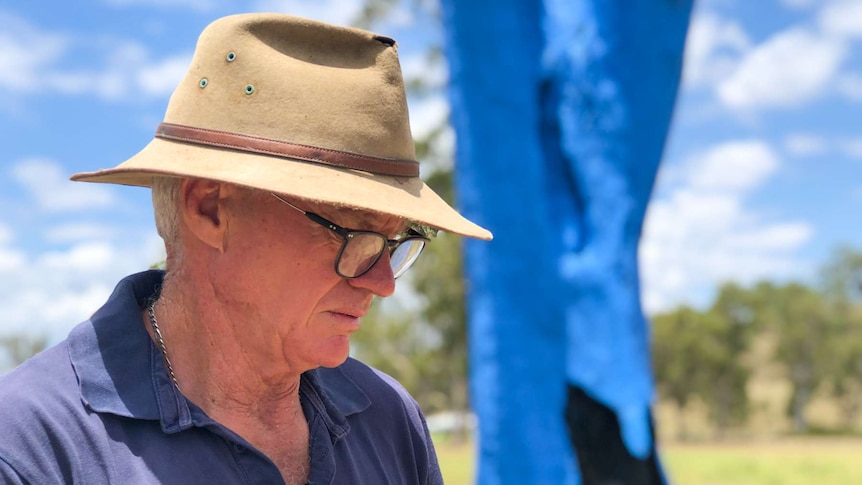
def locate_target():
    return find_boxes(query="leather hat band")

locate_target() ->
[155,123,420,178]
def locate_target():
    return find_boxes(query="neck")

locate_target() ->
[143,275,304,424]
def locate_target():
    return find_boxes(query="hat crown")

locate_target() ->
[70,13,492,241]
[164,13,416,161]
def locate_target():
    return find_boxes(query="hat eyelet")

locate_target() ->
[244,84,255,95]
[226,51,236,62]
[199,78,208,88]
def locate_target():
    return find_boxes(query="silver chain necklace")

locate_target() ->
[148,299,180,390]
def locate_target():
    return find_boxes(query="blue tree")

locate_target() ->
[440,1,694,483]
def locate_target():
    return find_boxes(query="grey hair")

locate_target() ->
[151,177,182,246]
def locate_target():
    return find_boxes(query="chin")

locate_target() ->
[317,353,350,369]
[313,337,352,369]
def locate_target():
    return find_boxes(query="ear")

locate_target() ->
[180,179,228,251]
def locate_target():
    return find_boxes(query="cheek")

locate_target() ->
[220,213,343,312]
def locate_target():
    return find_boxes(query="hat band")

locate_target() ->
[155,123,420,177]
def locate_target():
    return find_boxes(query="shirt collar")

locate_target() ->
[68,270,167,422]
[68,270,371,438]
[302,362,372,442]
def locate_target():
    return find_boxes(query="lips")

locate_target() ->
[330,298,372,320]
[331,308,365,319]
[326,308,366,332]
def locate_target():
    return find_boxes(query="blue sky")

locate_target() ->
[1,0,861,360]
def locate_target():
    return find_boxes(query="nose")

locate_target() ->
[349,251,396,297]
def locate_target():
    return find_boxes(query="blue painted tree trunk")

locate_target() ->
[439,1,693,483]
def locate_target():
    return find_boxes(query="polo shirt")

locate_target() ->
[0,270,443,484]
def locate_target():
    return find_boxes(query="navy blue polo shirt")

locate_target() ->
[0,271,443,484]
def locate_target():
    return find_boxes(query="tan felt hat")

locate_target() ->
[71,13,492,240]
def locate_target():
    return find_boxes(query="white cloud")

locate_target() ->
[682,11,751,88]
[784,133,829,157]
[685,140,779,192]
[725,224,812,251]
[782,134,862,159]
[252,0,364,27]
[840,138,862,159]
[43,223,118,244]
[0,232,163,342]
[40,41,185,101]
[137,54,191,97]
[401,52,449,90]
[38,242,116,273]
[251,0,419,30]
[780,0,819,9]
[819,0,862,39]
[409,94,450,141]
[718,27,846,110]
[0,248,24,273]
[1,218,24,274]
[836,72,862,102]
[0,224,12,245]
[0,12,185,102]
[10,159,116,212]
[640,140,812,313]
[0,12,68,92]
[102,0,218,11]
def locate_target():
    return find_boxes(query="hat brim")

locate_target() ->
[71,138,493,240]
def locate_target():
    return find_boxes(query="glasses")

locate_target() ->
[271,194,430,279]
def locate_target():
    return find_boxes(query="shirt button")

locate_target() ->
[233,443,246,454]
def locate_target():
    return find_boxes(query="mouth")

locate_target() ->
[328,309,366,328]
[333,308,364,319]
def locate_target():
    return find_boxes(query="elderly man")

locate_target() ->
[0,13,491,485]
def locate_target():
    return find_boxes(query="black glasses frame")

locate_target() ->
[271,194,429,279]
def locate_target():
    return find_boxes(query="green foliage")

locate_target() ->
[0,334,48,371]
[765,284,838,432]
[652,308,710,424]
[820,246,862,308]
[652,300,752,439]
[818,248,862,428]
[653,247,862,436]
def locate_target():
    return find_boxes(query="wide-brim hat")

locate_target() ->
[71,13,491,240]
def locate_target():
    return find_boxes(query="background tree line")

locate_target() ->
[652,247,862,440]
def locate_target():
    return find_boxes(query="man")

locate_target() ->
[0,13,491,485]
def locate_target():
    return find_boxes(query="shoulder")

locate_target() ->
[318,358,433,449]
[0,340,80,415]
[331,357,423,415]
[316,358,443,484]
[0,341,86,482]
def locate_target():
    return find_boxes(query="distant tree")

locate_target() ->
[759,283,838,433]
[0,334,49,371]
[652,306,713,440]
[819,247,862,429]
[820,246,862,308]
[829,320,862,429]
[698,283,758,437]
[651,283,758,439]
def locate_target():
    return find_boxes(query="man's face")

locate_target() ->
[210,189,403,378]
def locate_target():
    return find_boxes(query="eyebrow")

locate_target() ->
[315,205,406,237]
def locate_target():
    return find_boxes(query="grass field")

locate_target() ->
[437,437,862,485]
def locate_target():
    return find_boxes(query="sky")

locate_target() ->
[1,0,861,361]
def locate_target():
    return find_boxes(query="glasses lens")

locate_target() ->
[338,232,387,278]
[390,238,426,279]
